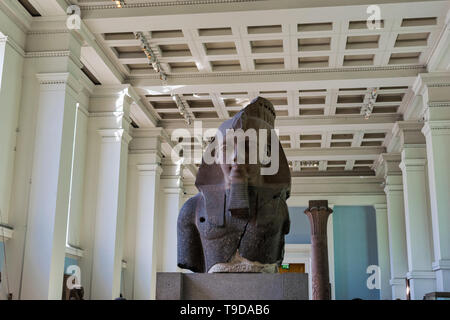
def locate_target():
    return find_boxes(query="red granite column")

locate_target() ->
[304,200,333,300]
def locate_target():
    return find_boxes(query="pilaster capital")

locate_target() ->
[164,186,185,195]
[393,120,426,146]
[406,271,436,280]
[128,151,162,168]
[136,163,163,176]
[399,158,427,172]
[36,72,81,100]
[374,204,387,212]
[432,259,450,271]
[384,184,403,195]
[97,128,132,144]
[378,153,402,179]
[412,72,450,96]
[390,278,405,286]
[129,128,165,154]
[384,174,404,194]
[0,34,25,57]
[422,120,450,137]
[90,84,136,114]
[0,225,13,240]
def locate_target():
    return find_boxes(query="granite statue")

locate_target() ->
[177,97,291,273]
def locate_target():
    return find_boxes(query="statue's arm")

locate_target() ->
[177,193,205,273]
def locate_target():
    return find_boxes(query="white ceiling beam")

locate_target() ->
[284,146,385,161]
[28,0,66,16]
[131,67,423,93]
[160,114,399,133]
[81,1,448,34]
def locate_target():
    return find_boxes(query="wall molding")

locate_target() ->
[81,0,265,10]
[129,64,426,81]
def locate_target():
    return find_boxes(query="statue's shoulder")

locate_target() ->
[179,193,203,219]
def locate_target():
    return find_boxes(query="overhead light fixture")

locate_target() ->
[290,160,319,171]
[300,160,319,168]
[361,87,378,120]
[172,93,194,125]
[113,0,126,8]
[134,32,168,82]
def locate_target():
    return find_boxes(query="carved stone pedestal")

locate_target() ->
[156,272,308,300]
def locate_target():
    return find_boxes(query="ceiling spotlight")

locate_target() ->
[172,93,194,125]
[300,160,320,167]
[361,87,378,120]
[113,0,126,8]
[134,32,168,83]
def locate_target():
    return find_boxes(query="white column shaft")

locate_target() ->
[327,207,335,300]
[21,74,78,299]
[0,36,24,225]
[158,175,184,272]
[374,205,392,300]
[384,181,408,299]
[66,107,88,248]
[423,122,450,291]
[400,146,436,299]
[133,164,162,300]
[91,131,130,299]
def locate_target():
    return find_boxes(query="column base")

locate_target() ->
[390,278,406,300]
[432,260,450,291]
[407,271,436,300]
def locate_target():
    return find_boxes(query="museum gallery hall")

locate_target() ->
[0,0,449,301]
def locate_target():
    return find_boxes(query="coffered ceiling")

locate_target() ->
[18,0,450,178]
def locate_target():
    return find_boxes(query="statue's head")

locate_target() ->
[195,97,291,219]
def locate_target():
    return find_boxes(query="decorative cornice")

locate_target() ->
[81,0,265,10]
[129,65,426,80]
[25,50,71,58]
[36,72,70,85]
[428,102,450,108]
[27,30,69,36]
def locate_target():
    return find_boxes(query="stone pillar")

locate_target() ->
[327,204,335,300]
[129,129,163,300]
[159,161,184,273]
[20,71,81,299]
[304,200,333,300]
[89,87,133,300]
[66,86,90,249]
[415,73,450,291]
[374,204,392,300]
[381,154,408,299]
[0,34,24,227]
[395,121,436,299]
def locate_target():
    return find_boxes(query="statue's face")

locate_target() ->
[216,117,274,188]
